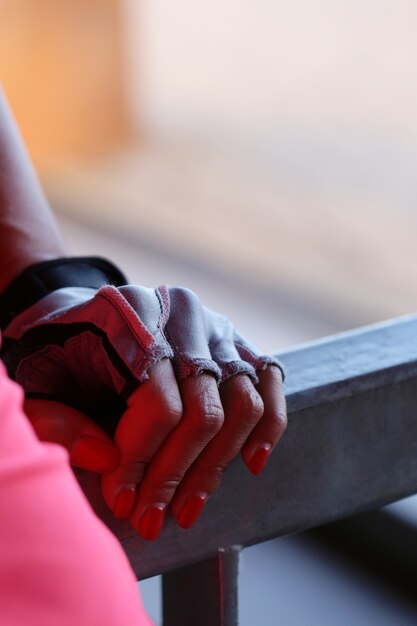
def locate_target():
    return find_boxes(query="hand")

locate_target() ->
[101,358,286,540]
[24,398,120,474]
[2,282,287,540]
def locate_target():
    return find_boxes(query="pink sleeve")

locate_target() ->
[0,359,154,626]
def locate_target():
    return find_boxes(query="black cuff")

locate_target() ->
[0,256,128,330]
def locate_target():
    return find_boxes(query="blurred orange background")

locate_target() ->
[0,0,131,160]
[2,0,417,352]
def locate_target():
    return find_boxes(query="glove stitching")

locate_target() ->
[234,340,285,380]
[2,322,143,395]
[155,285,172,349]
[64,331,126,393]
[218,360,259,385]
[15,347,75,397]
[97,285,158,354]
[155,285,171,326]
[171,355,222,382]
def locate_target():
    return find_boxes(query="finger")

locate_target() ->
[100,358,183,521]
[24,398,120,473]
[241,365,287,475]
[170,374,264,529]
[202,305,258,382]
[129,372,224,540]
[233,329,284,378]
[165,287,222,381]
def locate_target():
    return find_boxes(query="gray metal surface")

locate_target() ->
[162,547,239,626]
[75,313,417,580]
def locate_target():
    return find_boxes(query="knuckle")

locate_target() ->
[198,463,228,489]
[154,398,183,430]
[118,456,148,480]
[275,411,288,435]
[238,388,264,422]
[168,286,200,310]
[188,406,225,436]
[147,472,183,495]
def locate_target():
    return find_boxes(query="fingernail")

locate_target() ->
[71,437,120,472]
[247,443,272,476]
[177,493,208,529]
[138,504,166,541]
[113,487,136,519]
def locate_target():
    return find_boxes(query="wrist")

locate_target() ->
[0,248,68,293]
[0,222,68,294]
[0,256,128,331]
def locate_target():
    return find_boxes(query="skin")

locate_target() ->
[0,86,287,538]
[0,87,67,291]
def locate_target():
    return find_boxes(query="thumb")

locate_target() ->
[24,399,120,473]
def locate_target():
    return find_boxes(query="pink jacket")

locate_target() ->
[0,358,153,625]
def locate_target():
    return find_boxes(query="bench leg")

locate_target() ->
[162,546,240,626]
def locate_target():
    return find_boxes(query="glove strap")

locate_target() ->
[0,256,128,330]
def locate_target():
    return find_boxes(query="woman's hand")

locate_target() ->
[101,359,286,539]
[24,360,286,540]
[24,398,121,473]
[2,279,287,540]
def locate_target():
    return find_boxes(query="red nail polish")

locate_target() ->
[177,494,208,529]
[138,505,166,541]
[113,487,136,519]
[248,444,272,476]
[71,437,120,472]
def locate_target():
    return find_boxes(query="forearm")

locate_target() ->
[0,87,67,293]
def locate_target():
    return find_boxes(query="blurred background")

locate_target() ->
[2,1,417,624]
